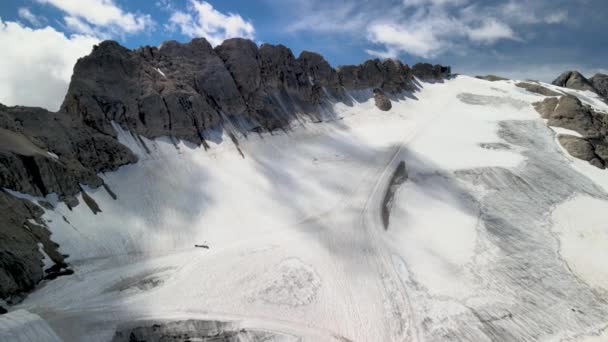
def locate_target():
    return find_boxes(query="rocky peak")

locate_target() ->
[552,71,597,92]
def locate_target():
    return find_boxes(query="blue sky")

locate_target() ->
[1,0,607,110]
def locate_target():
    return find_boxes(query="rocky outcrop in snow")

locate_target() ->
[533,95,608,168]
[515,82,562,97]
[552,71,608,99]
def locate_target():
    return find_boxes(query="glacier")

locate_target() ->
[5,75,608,341]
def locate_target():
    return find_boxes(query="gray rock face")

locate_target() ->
[590,73,608,98]
[0,104,136,300]
[557,135,604,167]
[0,105,137,200]
[0,38,452,301]
[552,71,597,92]
[515,82,561,97]
[533,95,608,168]
[532,97,559,119]
[337,59,417,93]
[411,63,451,81]
[548,96,603,137]
[373,88,392,111]
[62,39,449,140]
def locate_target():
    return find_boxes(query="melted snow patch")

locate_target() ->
[552,195,608,290]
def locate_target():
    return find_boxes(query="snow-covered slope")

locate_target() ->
[9,76,608,341]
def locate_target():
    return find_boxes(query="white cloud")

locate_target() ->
[286,2,368,33]
[168,0,255,46]
[18,8,44,27]
[278,0,568,59]
[0,19,99,111]
[36,0,153,35]
[403,0,467,7]
[545,11,568,24]
[467,19,518,43]
[366,23,447,58]
[64,16,99,37]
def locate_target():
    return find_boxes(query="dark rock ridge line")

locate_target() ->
[0,37,450,301]
[552,71,608,100]
[62,38,451,144]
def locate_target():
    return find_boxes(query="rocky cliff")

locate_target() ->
[61,38,450,144]
[0,37,450,302]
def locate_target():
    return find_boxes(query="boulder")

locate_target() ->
[373,88,392,111]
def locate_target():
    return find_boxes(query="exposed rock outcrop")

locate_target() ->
[0,104,136,301]
[411,63,451,81]
[61,39,449,143]
[0,37,451,301]
[533,95,608,168]
[515,82,562,97]
[532,97,559,119]
[337,59,422,93]
[0,104,137,201]
[552,71,597,92]
[557,135,605,168]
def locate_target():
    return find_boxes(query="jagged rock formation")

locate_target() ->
[0,37,450,301]
[552,71,608,99]
[0,103,136,300]
[0,104,137,201]
[411,63,451,81]
[533,95,608,168]
[62,38,450,143]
